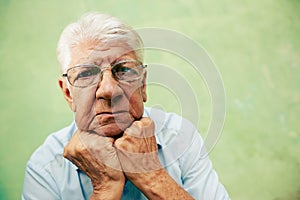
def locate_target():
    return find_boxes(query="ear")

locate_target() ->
[58,77,75,111]
[141,71,147,102]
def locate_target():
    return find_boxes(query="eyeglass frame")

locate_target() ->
[62,59,147,88]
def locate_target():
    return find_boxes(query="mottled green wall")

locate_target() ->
[0,0,299,199]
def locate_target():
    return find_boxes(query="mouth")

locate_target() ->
[95,110,131,128]
[97,110,128,116]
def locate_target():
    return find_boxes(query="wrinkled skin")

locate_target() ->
[63,130,125,197]
[115,117,161,174]
[60,39,147,137]
[60,39,193,199]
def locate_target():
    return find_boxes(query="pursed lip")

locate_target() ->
[96,110,128,116]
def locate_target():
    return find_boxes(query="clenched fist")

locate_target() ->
[63,130,125,199]
[114,117,162,180]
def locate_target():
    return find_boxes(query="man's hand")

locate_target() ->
[114,117,161,175]
[63,130,125,200]
[114,117,194,200]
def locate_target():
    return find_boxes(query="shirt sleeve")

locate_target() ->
[22,160,60,200]
[179,131,230,200]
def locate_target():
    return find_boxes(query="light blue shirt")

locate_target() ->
[22,107,230,199]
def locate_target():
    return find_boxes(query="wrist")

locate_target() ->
[126,168,167,196]
[127,169,193,200]
[91,178,125,200]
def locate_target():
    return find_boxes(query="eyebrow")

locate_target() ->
[91,56,137,66]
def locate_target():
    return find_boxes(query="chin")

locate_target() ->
[93,123,129,137]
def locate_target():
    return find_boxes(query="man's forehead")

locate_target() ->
[71,42,137,67]
[85,45,136,64]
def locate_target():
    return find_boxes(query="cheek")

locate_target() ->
[73,87,96,111]
[72,86,97,129]
[120,82,145,115]
[128,88,144,118]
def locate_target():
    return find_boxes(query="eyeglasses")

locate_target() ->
[62,60,147,88]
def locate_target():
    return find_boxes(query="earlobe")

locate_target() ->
[142,72,147,102]
[58,78,75,111]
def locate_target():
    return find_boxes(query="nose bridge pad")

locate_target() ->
[98,65,113,83]
[96,67,119,99]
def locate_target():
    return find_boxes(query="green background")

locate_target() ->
[0,0,299,199]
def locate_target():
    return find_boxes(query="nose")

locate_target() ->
[95,70,123,101]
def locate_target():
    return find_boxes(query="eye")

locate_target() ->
[112,63,139,80]
[76,67,100,80]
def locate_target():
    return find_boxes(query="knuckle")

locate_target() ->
[75,142,87,153]
[63,148,69,158]
[114,138,123,147]
[142,117,152,123]
[133,120,143,128]
[141,117,154,128]
[148,119,155,129]
[114,138,128,150]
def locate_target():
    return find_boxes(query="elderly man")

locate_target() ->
[22,13,230,199]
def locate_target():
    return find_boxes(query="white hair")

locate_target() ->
[57,12,144,72]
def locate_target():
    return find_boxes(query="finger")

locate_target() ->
[124,117,155,138]
[77,131,122,171]
[63,131,85,160]
[116,148,162,173]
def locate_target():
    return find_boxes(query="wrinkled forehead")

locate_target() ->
[69,38,138,68]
